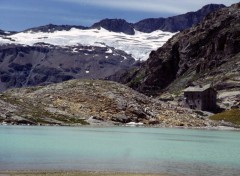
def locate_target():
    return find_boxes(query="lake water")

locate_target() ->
[0,126,240,176]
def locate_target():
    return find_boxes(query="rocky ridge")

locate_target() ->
[24,24,87,33]
[134,4,225,33]
[20,4,224,35]
[0,79,217,127]
[91,4,224,34]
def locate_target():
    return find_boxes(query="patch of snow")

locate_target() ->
[126,122,144,126]
[1,122,8,125]
[85,70,90,74]
[218,91,240,99]
[72,48,78,53]
[94,42,106,47]
[106,48,113,54]
[4,27,176,61]
[105,56,109,59]
[0,36,15,45]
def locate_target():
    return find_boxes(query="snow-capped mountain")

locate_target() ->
[0,27,174,91]
[0,3,226,91]
[0,28,174,61]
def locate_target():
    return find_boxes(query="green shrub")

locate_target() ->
[210,109,240,125]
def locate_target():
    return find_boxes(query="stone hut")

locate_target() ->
[183,84,217,111]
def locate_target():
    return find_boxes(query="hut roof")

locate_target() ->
[183,84,212,92]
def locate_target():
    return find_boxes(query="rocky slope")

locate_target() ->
[115,3,240,109]
[0,44,137,91]
[0,79,217,127]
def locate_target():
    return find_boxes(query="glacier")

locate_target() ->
[0,28,175,61]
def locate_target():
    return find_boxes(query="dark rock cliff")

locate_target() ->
[116,3,240,96]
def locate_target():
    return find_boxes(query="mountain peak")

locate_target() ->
[91,18,135,35]
[201,3,225,10]
[196,4,226,18]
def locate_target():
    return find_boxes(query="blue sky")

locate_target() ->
[0,0,239,31]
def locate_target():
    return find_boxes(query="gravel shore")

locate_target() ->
[0,171,171,176]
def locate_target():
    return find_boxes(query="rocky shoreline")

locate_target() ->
[0,171,170,176]
[1,121,239,131]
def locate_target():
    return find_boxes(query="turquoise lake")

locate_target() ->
[0,126,240,176]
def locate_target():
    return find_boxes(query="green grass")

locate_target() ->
[29,111,89,125]
[129,72,145,87]
[210,109,240,125]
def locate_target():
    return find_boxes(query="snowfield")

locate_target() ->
[0,28,175,60]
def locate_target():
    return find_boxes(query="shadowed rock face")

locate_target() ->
[0,44,138,91]
[115,3,240,96]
